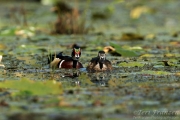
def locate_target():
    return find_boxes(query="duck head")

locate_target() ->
[71,46,81,60]
[98,51,106,63]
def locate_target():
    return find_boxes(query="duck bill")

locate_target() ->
[99,56,105,62]
[73,54,80,60]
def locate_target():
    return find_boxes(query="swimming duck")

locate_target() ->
[87,51,112,72]
[48,46,83,69]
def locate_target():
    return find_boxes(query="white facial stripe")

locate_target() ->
[75,54,79,58]
[100,54,105,59]
[59,60,65,68]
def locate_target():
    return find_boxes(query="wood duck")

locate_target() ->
[48,46,83,69]
[87,51,112,72]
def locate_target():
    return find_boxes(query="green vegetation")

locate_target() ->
[0,78,62,95]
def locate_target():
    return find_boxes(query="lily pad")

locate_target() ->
[140,70,171,75]
[0,27,17,36]
[119,62,145,67]
[0,78,63,95]
[110,42,139,57]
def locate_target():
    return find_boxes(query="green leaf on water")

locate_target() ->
[0,27,16,36]
[140,70,171,75]
[110,42,139,57]
[0,78,63,95]
[119,61,145,67]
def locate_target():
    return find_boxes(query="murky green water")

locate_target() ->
[0,0,180,120]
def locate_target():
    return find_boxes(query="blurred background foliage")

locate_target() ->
[1,0,180,35]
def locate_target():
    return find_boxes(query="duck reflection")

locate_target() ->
[87,72,112,86]
[56,67,112,87]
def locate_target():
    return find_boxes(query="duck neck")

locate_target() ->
[99,62,103,69]
[73,60,78,68]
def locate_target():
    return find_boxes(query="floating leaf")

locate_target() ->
[119,62,145,67]
[103,46,121,56]
[0,44,7,50]
[0,78,63,95]
[164,53,175,57]
[140,54,155,58]
[0,55,2,63]
[170,41,180,47]
[130,6,152,19]
[120,33,144,40]
[140,70,170,75]
[15,29,34,37]
[110,42,139,57]
[0,27,16,36]
[10,44,44,55]
[28,34,52,42]
[139,101,160,106]
[175,72,180,76]
[0,55,5,68]
[167,59,178,66]
[145,34,156,40]
[15,27,36,38]
[153,65,164,68]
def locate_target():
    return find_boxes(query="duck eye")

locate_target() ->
[99,53,104,56]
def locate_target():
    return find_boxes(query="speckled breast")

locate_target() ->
[59,60,83,69]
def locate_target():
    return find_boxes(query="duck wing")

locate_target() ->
[104,60,112,70]
[56,52,72,60]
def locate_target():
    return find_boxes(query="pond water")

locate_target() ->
[0,0,180,120]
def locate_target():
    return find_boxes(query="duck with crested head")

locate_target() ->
[48,46,83,69]
[87,51,112,72]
